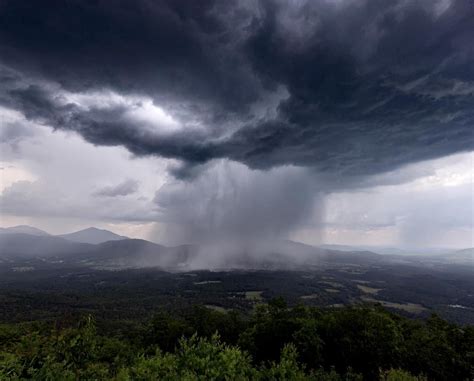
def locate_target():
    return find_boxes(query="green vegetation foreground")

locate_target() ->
[1,300,473,380]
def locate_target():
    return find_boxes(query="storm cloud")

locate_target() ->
[0,0,472,183]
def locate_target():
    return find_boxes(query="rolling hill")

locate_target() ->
[0,233,93,258]
[0,225,50,236]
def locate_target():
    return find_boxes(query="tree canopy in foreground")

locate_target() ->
[0,300,472,380]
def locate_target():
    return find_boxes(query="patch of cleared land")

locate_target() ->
[448,304,468,309]
[245,291,263,300]
[354,279,385,285]
[357,285,382,294]
[361,296,426,314]
[194,280,222,285]
[205,305,228,312]
[300,294,319,299]
[319,281,343,288]
[12,267,34,272]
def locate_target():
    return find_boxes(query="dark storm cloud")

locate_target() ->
[0,0,260,116]
[0,0,473,182]
[93,179,139,197]
[0,79,218,165]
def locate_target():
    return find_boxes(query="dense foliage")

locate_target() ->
[0,300,472,380]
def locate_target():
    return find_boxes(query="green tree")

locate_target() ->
[119,333,255,380]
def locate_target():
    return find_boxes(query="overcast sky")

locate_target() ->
[0,0,473,249]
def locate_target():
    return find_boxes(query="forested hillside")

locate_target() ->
[1,300,472,380]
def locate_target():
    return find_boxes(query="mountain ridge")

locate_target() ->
[59,227,128,244]
[0,225,50,236]
[0,233,93,258]
[1,227,472,270]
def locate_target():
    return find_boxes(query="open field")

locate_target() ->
[357,285,382,294]
[245,290,264,301]
[360,296,426,314]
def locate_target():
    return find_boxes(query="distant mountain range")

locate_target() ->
[319,244,456,256]
[0,233,92,257]
[0,226,194,269]
[0,225,128,244]
[59,227,128,244]
[438,248,473,264]
[0,225,472,270]
[0,225,50,236]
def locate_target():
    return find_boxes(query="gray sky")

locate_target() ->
[0,0,473,249]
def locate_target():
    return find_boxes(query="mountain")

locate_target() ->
[319,244,450,256]
[0,233,93,258]
[0,225,50,236]
[278,241,383,265]
[76,239,197,269]
[0,230,399,270]
[437,248,473,265]
[178,240,384,270]
[59,227,128,244]
[0,228,194,268]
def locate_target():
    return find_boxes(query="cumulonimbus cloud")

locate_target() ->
[0,0,472,184]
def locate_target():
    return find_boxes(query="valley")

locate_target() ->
[0,257,472,325]
[1,227,472,325]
